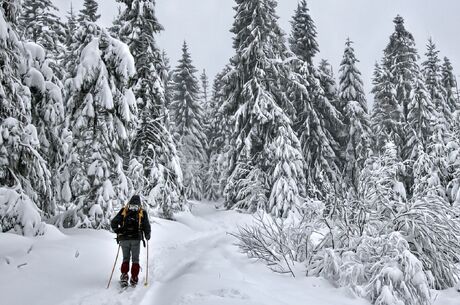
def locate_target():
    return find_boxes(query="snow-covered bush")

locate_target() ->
[393,195,460,289]
[364,233,431,305]
[0,187,46,236]
[235,201,323,277]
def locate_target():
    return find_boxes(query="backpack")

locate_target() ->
[121,205,144,235]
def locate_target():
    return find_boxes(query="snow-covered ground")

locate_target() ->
[0,201,458,305]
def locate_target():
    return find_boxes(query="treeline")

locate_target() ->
[195,1,460,305]
[0,0,185,234]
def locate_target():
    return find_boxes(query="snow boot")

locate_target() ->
[120,273,129,288]
[120,262,129,288]
[130,263,140,286]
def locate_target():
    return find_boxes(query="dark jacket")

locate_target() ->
[111,207,151,241]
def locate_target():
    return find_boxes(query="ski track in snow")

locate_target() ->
[2,201,458,305]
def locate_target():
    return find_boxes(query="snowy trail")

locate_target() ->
[140,201,370,305]
[1,201,457,305]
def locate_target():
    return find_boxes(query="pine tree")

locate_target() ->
[170,42,207,200]
[78,0,101,23]
[116,0,184,218]
[0,1,53,235]
[61,20,137,228]
[338,39,372,193]
[288,0,343,203]
[18,0,66,57]
[222,0,306,217]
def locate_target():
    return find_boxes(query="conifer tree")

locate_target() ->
[222,0,306,216]
[404,72,436,161]
[116,0,184,218]
[318,59,339,108]
[371,62,403,153]
[18,0,66,57]
[170,42,207,200]
[380,15,419,158]
[200,69,209,106]
[61,18,138,228]
[0,1,52,235]
[78,0,101,23]
[338,39,372,192]
[441,56,459,114]
[64,3,78,48]
[288,0,319,66]
[205,67,232,201]
[422,39,451,130]
[288,0,342,202]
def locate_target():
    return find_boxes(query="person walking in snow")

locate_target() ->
[111,195,151,287]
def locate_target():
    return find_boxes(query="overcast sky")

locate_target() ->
[54,0,460,99]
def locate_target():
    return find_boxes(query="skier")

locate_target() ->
[111,195,151,287]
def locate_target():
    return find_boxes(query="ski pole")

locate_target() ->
[107,244,121,289]
[144,240,149,287]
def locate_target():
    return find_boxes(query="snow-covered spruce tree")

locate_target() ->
[289,0,318,66]
[380,15,420,160]
[170,42,207,200]
[422,38,451,134]
[204,67,232,201]
[318,59,344,158]
[62,20,137,228]
[116,0,185,218]
[78,0,101,23]
[404,71,436,161]
[200,69,209,107]
[318,59,340,111]
[267,126,307,218]
[21,41,67,215]
[109,7,124,39]
[18,0,66,58]
[441,56,459,114]
[288,0,343,204]
[0,1,51,236]
[64,3,78,48]
[371,62,403,154]
[60,4,80,81]
[338,38,372,193]
[222,0,306,216]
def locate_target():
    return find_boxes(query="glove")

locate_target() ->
[114,227,122,234]
[145,233,150,241]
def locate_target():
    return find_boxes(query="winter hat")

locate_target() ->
[129,195,141,206]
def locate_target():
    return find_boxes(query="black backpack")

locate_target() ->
[121,206,144,235]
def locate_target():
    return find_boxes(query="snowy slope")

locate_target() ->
[0,201,457,305]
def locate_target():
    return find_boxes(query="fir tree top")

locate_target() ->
[289,0,319,64]
[339,38,367,111]
[78,0,101,23]
[422,38,442,93]
[384,15,418,68]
